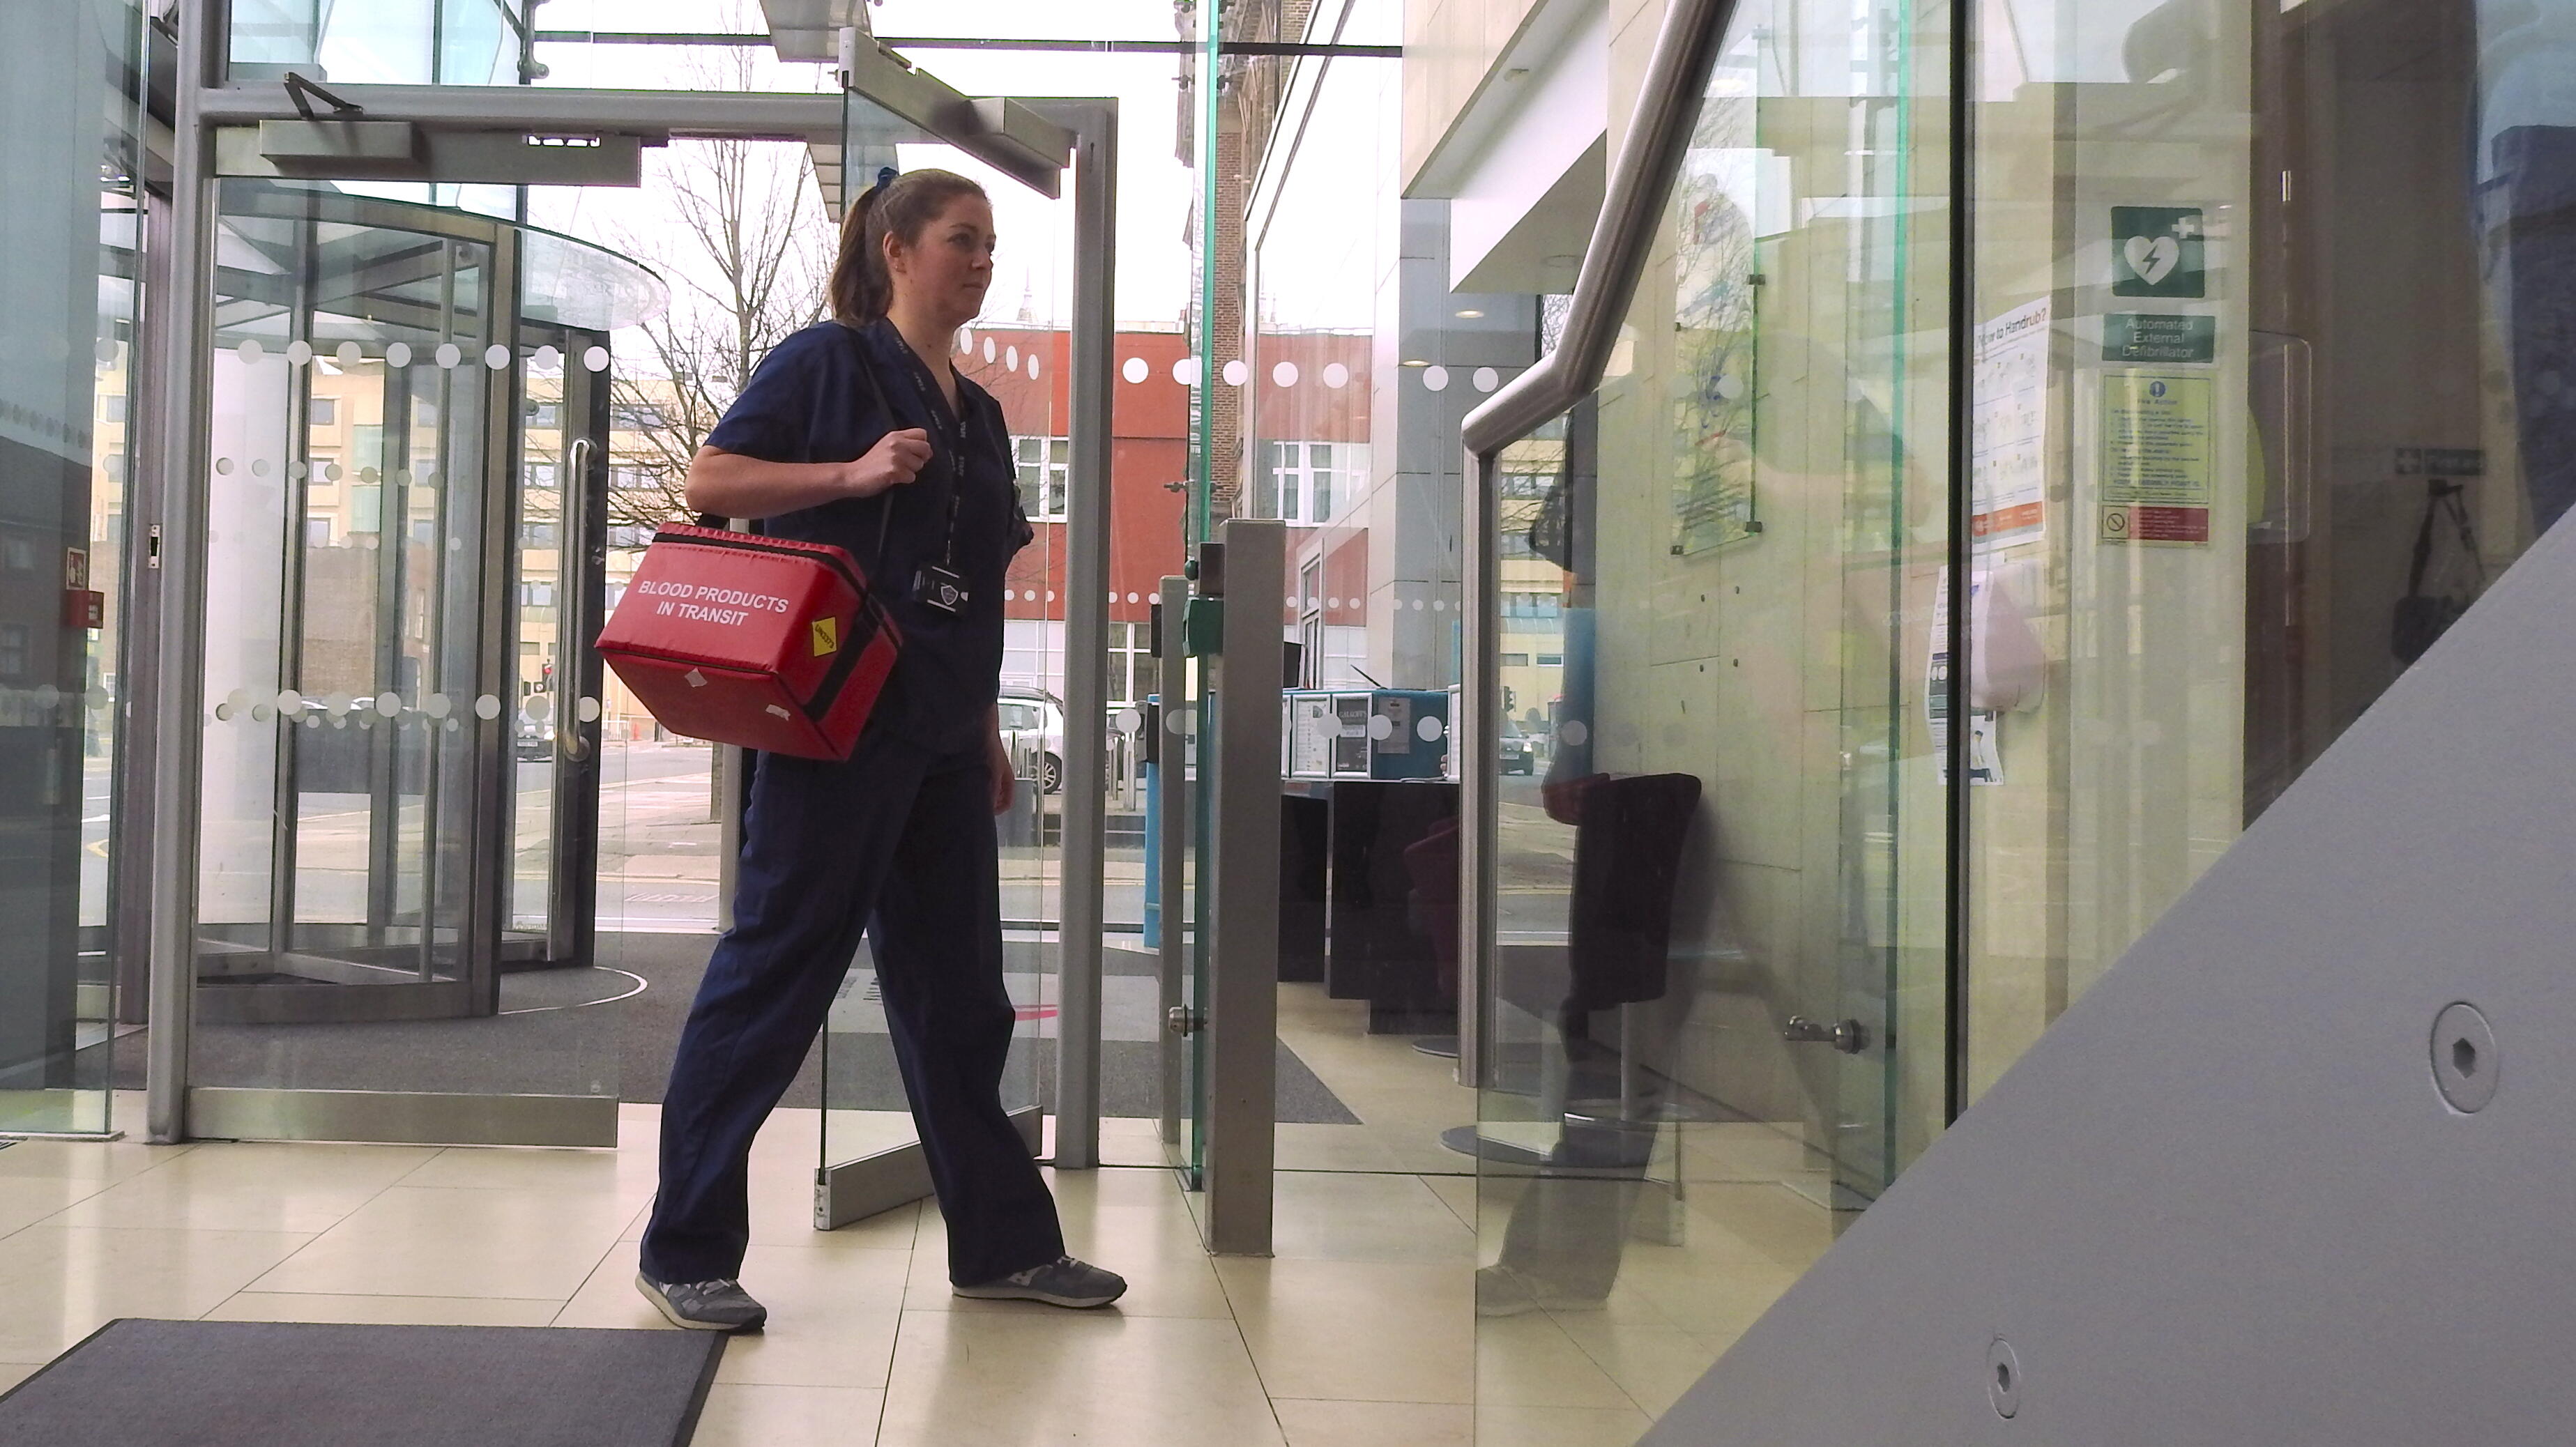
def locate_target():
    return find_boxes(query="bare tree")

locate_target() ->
[606,40,834,530]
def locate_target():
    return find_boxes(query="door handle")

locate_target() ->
[1783,1014,1869,1054]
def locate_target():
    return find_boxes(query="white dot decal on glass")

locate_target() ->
[96,339,119,367]
[957,328,975,355]
[359,466,379,485]
[445,717,460,732]
[1126,592,1139,604]
[357,711,374,728]
[288,461,307,480]
[386,342,412,369]
[533,344,561,371]
[226,688,252,712]
[424,693,452,719]
[325,462,343,482]
[484,344,510,369]
[450,537,463,551]
[1173,358,1197,385]
[1109,592,1120,605]
[1323,362,1350,389]
[436,343,462,369]
[213,457,234,476]
[984,339,998,364]
[474,694,501,719]
[276,689,303,714]
[1223,359,1249,387]
[1006,346,1020,370]
[250,458,270,477]
[1167,710,1187,735]
[1418,714,1446,742]
[1368,714,1394,741]
[1045,590,1056,603]
[1027,353,1040,380]
[1473,367,1501,392]
[303,714,319,728]
[374,692,401,717]
[285,340,313,367]
[1412,598,1426,611]
[252,703,275,723]
[213,701,234,721]
[238,339,266,365]
[85,687,109,710]
[1560,720,1590,747]
[1433,599,1448,611]
[324,691,352,716]
[1117,708,1143,734]
[390,470,409,487]
[1272,361,1299,388]
[336,341,362,366]
[1422,365,1451,392]
[1122,357,1149,384]
[578,696,602,722]
[584,346,609,372]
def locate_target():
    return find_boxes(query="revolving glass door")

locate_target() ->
[188,182,660,1142]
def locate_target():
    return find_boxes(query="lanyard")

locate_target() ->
[881,323,979,567]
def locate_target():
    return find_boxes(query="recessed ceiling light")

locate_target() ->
[1400,359,1429,367]
[1455,309,1484,319]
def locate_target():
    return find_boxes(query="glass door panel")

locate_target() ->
[821,92,1064,1198]
[1471,0,1951,1432]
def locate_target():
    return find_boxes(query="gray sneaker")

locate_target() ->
[635,1272,768,1332]
[953,1255,1128,1309]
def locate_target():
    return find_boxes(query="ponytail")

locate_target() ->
[829,167,989,324]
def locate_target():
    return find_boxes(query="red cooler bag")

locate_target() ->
[597,522,901,760]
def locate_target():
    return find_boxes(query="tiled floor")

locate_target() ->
[0,983,1831,1445]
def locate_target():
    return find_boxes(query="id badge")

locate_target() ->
[914,563,969,615]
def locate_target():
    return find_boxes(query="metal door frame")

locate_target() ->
[132,3,1118,1155]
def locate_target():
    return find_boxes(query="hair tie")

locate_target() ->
[871,166,897,197]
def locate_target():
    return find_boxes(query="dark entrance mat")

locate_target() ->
[0,1319,723,1447]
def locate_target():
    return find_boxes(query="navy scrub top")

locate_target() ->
[703,319,1033,756]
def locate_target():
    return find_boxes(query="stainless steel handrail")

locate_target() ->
[1453,0,1744,1087]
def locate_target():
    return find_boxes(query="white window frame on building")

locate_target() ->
[1014,434,1070,521]
[1265,440,1366,524]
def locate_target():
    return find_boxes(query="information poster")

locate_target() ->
[1668,98,1762,555]
[2098,370,2213,545]
[1972,298,2051,548]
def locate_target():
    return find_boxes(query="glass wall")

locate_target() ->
[1956,0,2567,1093]
[0,0,143,1136]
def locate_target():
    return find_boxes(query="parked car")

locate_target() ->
[1500,719,1536,775]
[998,687,1067,793]
[515,701,556,761]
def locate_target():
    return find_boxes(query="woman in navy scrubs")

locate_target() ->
[635,169,1125,1331]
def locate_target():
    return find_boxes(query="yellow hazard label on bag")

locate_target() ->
[810,616,839,656]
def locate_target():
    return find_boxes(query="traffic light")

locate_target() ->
[1504,685,1518,712]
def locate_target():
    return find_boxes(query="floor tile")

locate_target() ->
[1422,1174,1480,1232]
[1553,1316,1721,1415]
[1477,1310,1636,1409]
[0,1139,191,1186]
[397,1144,655,1198]
[246,1186,634,1300]
[0,1225,315,1360]
[690,1383,886,1447]
[1472,1403,1655,1446]
[1216,1257,1472,1404]
[1268,1172,1476,1264]
[57,1142,436,1233]
[202,1292,565,1326]
[908,1167,1232,1318]
[1276,1398,1472,1446]
[0,1177,109,1239]
[877,1308,1286,1446]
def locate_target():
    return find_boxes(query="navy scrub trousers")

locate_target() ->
[639,728,1065,1288]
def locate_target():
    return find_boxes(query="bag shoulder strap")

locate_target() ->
[700,322,898,579]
